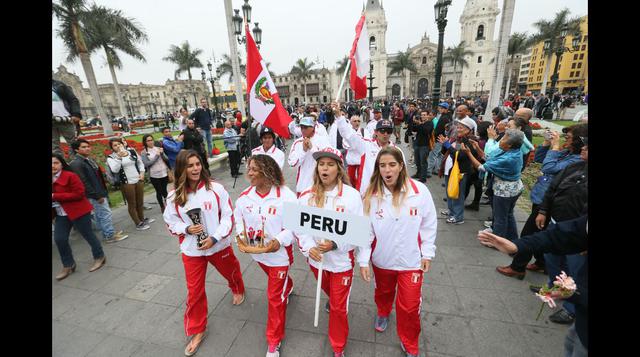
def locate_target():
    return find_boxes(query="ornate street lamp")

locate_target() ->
[548,24,582,98]
[368,43,378,103]
[480,80,485,97]
[432,0,452,105]
[473,82,478,97]
[204,61,221,118]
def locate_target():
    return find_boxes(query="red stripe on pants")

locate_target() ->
[372,265,423,355]
[257,262,294,346]
[347,165,359,187]
[310,265,353,353]
[181,246,245,336]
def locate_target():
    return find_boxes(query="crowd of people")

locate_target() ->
[53,76,587,357]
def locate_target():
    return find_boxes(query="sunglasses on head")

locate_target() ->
[378,128,393,134]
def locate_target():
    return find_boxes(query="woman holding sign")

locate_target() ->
[233,154,297,357]
[296,147,367,357]
[163,150,245,357]
[361,146,437,357]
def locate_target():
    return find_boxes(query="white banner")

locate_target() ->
[282,202,370,247]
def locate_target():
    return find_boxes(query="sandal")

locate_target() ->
[232,293,245,306]
[184,330,208,356]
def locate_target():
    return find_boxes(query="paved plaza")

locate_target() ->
[52,138,569,357]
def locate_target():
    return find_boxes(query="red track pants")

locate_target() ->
[181,246,245,336]
[257,262,294,346]
[372,265,423,355]
[347,165,359,188]
[310,265,353,353]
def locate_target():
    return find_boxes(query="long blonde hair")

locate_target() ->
[308,157,351,208]
[174,150,212,207]
[363,146,409,214]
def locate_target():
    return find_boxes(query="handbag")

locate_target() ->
[447,151,464,199]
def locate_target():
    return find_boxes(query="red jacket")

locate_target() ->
[52,170,94,221]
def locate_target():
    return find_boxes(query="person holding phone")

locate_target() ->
[140,134,170,212]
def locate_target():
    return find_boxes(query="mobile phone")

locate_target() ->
[543,130,552,140]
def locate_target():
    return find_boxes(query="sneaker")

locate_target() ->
[105,232,129,243]
[400,343,418,357]
[374,315,389,332]
[143,204,153,210]
[446,217,464,224]
[325,301,330,313]
[549,309,575,324]
[266,343,281,357]
[136,222,151,231]
[483,220,493,228]
[440,209,450,216]
[144,217,156,224]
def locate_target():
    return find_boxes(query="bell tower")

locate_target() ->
[365,0,388,99]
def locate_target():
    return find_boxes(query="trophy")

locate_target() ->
[186,208,210,248]
[240,216,266,248]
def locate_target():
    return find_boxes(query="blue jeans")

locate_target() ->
[54,213,105,268]
[492,194,521,241]
[544,246,587,316]
[446,173,468,221]
[564,323,587,357]
[417,145,430,180]
[89,198,115,240]
[427,142,443,175]
[199,128,213,155]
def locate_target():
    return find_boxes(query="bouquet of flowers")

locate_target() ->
[535,271,578,320]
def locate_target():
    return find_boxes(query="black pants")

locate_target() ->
[150,176,169,211]
[509,204,547,272]
[228,150,241,176]
[464,172,483,206]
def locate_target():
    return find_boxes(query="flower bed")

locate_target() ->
[530,122,542,130]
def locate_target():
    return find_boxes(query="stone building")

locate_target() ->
[272,67,335,106]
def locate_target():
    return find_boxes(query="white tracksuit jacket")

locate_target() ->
[335,116,405,195]
[295,184,368,272]
[251,144,285,170]
[361,179,438,270]
[294,122,328,138]
[287,133,331,193]
[163,180,235,257]
[234,185,297,267]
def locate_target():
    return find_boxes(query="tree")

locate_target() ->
[443,41,474,97]
[290,58,315,104]
[217,54,245,83]
[53,0,112,135]
[529,8,582,94]
[163,41,204,80]
[83,5,148,118]
[388,51,417,98]
[503,32,529,97]
[336,56,349,76]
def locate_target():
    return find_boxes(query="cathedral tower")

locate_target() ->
[365,0,388,99]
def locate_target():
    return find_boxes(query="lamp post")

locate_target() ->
[368,44,378,103]
[204,60,221,118]
[432,0,452,105]
[473,83,478,97]
[546,25,581,97]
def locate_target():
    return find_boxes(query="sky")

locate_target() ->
[52,0,587,90]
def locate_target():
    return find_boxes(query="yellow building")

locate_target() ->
[526,16,588,95]
[210,83,247,111]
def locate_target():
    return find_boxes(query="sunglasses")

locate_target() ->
[377,128,393,134]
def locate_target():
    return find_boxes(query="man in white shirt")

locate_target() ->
[288,117,331,195]
[365,108,382,140]
[252,126,285,169]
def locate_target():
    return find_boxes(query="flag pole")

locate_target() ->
[335,58,352,102]
[314,251,324,327]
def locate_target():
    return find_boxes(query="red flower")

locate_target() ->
[211,148,221,155]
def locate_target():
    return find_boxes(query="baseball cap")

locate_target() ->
[455,117,476,131]
[375,119,394,130]
[299,117,315,127]
[438,102,449,110]
[312,147,344,164]
[260,126,275,137]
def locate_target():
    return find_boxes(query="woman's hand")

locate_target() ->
[303,137,312,152]
[236,235,249,253]
[477,231,518,255]
[187,224,204,235]
[263,238,281,253]
[459,143,471,154]
[138,173,145,181]
[550,131,561,150]
[469,139,481,151]
[487,125,497,140]
[535,213,547,230]
[437,134,447,144]
[360,266,371,282]
[316,240,335,253]
[158,147,164,154]
[196,236,215,250]
[421,259,431,273]
[117,149,129,158]
[309,247,323,262]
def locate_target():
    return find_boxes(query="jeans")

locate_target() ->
[412,140,419,167]
[88,197,115,240]
[544,240,587,315]
[150,176,169,211]
[54,213,104,268]
[446,173,468,221]
[510,204,547,272]
[492,194,521,242]
[564,323,587,357]
[417,145,430,180]
[199,128,213,155]
[427,142,443,175]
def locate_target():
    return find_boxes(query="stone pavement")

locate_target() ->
[52,136,569,357]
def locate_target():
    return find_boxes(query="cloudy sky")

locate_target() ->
[52,0,587,89]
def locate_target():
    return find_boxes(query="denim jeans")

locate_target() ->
[427,142,443,175]
[89,198,115,240]
[446,173,468,221]
[199,128,213,155]
[54,213,105,268]
[492,194,521,241]
[564,323,587,357]
[544,242,587,315]
[417,145,430,180]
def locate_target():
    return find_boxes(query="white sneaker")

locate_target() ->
[136,222,151,231]
[440,209,450,216]
[144,217,156,224]
[266,343,281,357]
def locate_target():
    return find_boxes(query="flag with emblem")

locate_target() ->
[268,206,277,215]
[336,205,345,213]
[246,24,291,138]
[349,12,369,100]
[412,272,421,284]
[409,207,418,216]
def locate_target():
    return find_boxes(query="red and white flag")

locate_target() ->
[246,25,291,138]
[349,13,370,100]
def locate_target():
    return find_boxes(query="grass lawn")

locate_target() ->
[547,120,576,127]
[107,181,160,208]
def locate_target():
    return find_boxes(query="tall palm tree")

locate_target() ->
[53,0,112,135]
[84,5,148,118]
[336,56,349,76]
[503,32,529,96]
[443,41,474,97]
[529,8,582,94]
[163,41,204,80]
[217,54,245,83]
[388,51,417,98]
[290,58,315,104]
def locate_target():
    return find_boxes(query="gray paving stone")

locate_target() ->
[130,343,183,357]
[155,239,181,254]
[93,297,147,333]
[438,246,505,267]
[278,328,326,357]
[125,273,174,302]
[52,321,77,352]
[103,232,169,251]
[150,277,187,307]
[129,250,179,274]
[456,287,513,322]
[53,324,107,357]
[204,281,231,313]
[225,321,269,357]
[193,316,245,357]
[446,264,497,289]
[374,343,408,357]
[103,246,155,270]
[348,273,376,305]
[73,266,126,292]
[499,290,570,331]
[56,292,120,330]
[98,270,149,297]
[153,257,185,278]
[518,324,566,357]
[212,287,263,322]
[345,302,377,343]
[422,313,477,357]
[423,284,463,315]
[144,307,186,349]
[325,338,376,356]
[53,286,93,319]
[423,261,453,285]
[279,295,329,334]
[468,318,534,357]
[111,302,177,341]
[85,334,142,357]
[239,262,269,290]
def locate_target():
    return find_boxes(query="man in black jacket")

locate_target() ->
[70,139,129,243]
[189,98,214,155]
[427,102,452,176]
[181,119,210,172]
[52,79,82,156]
[410,109,434,182]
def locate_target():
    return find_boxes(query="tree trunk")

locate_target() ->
[488,0,515,110]
[108,62,128,118]
[451,63,457,97]
[504,56,513,98]
[540,54,553,94]
[304,80,308,104]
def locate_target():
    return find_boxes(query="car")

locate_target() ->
[85,117,102,127]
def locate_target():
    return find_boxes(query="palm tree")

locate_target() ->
[290,58,315,104]
[217,54,245,83]
[529,8,582,94]
[336,56,349,76]
[83,5,148,119]
[53,0,112,135]
[443,41,474,97]
[388,51,417,98]
[503,32,529,97]
[163,41,204,80]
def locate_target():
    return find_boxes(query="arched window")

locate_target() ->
[477,56,482,63]
[370,36,376,48]
[476,71,480,77]
[476,25,485,40]
[422,57,427,64]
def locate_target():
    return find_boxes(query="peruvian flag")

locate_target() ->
[349,13,370,100]
[246,25,291,138]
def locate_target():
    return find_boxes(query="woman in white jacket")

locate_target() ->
[163,150,246,356]
[361,146,438,357]
[233,154,297,357]
[295,147,366,357]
